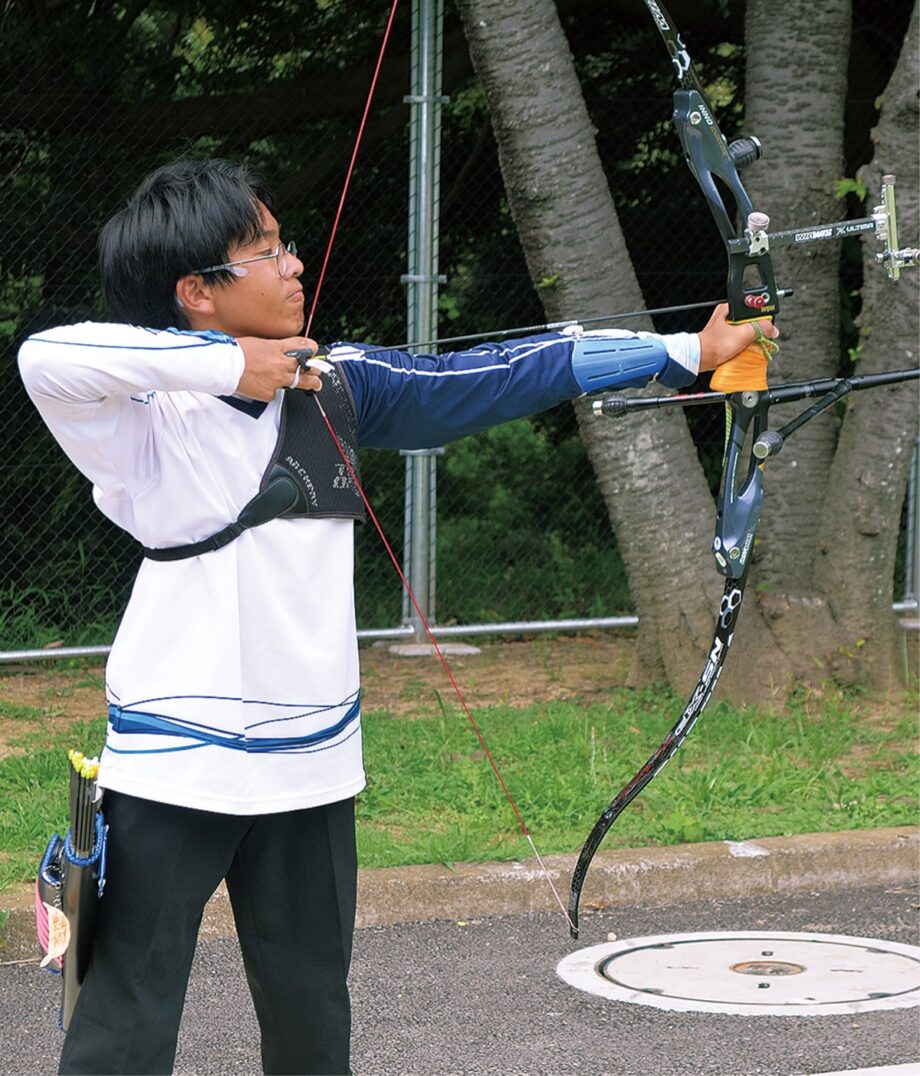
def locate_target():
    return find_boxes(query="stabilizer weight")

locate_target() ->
[753,430,784,459]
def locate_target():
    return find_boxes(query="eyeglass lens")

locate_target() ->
[277,241,297,277]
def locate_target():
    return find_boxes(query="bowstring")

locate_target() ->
[304,1,574,931]
[313,396,575,931]
[304,0,401,338]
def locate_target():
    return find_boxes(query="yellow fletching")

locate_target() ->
[68,748,99,780]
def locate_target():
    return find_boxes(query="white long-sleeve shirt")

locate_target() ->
[18,322,697,813]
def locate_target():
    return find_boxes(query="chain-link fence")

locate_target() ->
[0,1,911,654]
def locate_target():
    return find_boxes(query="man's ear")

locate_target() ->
[175,274,217,320]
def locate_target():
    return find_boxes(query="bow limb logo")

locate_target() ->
[719,586,744,628]
[644,0,691,78]
[667,39,692,80]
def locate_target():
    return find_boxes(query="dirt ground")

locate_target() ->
[0,633,637,755]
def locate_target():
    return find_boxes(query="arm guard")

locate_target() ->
[571,333,697,393]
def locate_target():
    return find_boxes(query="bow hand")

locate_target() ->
[698,303,779,391]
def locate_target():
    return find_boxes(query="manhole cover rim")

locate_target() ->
[556,930,920,1017]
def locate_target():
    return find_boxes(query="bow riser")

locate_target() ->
[673,90,780,323]
[713,393,769,578]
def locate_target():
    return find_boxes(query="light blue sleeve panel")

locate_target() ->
[571,335,694,393]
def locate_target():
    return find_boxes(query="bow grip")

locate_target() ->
[710,336,770,392]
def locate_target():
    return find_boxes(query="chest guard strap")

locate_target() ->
[142,367,365,562]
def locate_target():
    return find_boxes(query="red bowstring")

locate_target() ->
[305,2,573,929]
[314,398,574,930]
[304,0,401,339]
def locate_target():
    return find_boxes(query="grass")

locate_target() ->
[355,687,919,867]
[0,685,916,891]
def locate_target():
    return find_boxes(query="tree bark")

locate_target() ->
[740,0,855,671]
[455,0,789,701]
[813,0,920,689]
[455,0,915,700]
[744,0,852,590]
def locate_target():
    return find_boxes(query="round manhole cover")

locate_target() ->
[556,931,920,1015]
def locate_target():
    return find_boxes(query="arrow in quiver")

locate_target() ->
[34,750,108,1030]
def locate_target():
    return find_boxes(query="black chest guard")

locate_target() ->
[142,366,365,562]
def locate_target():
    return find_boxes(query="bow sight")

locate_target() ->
[723,174,920,284]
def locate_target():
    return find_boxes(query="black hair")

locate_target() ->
[97,157,275,329]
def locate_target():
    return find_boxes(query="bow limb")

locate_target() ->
[567,569,747,938]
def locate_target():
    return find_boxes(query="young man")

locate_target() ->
[19,157,776,1075]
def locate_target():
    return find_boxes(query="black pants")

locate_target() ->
[58,791,357,1076]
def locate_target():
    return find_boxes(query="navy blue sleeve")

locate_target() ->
[334,335,583,450]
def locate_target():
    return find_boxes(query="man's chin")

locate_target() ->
[265,324,305,340]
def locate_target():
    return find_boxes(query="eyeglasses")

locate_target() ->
[192,240,299,279]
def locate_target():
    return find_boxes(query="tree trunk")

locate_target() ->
[455,0,789,701]
[743,0,852,599]
[736,0,855,671]
[813,0,920,689]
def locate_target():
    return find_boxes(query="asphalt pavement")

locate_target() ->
[1,828,918,1076]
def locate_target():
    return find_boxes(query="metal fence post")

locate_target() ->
[400,0,446,639]
[906,435,919,607]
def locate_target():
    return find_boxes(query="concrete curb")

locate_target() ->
[2,826,917,961]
